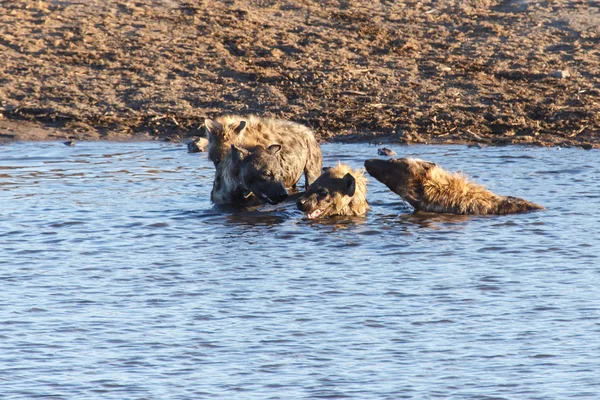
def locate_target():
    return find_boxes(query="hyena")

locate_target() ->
[364,158,545,215]
[204,115,249,168]
[207,115,323,205]
[209,150,267,207]
[210,144,289,206]
[296,163,370,218]
[204,115,321,175]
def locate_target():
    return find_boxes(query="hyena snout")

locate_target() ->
[296,196,309,211]
[364,159,391,182]
[252,181,288,205]
[296,194,321,214]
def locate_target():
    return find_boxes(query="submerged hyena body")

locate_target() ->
[296,163,369,218]
[364,158,545,215]
[207,115,323,205]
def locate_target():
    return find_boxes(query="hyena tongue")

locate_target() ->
[308,209,323,219]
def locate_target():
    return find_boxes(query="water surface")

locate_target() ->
[1,142,599,399]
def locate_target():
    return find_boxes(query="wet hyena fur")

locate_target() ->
[208,116,323,206]
[364,158,545,215]
[204,115,322,180]
[211,142,322,206]
[204,115,248,167]
[296,163,369,218]
[210,148,266,207]
[210,143,289,205]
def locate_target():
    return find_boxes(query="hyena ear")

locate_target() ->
[231,144,248,168]
[205,119,224,139]
[233,120,247,135]
[267,144,282,155]
[342,173,356,197]
[421,161,436,171]
[204,119,215,134]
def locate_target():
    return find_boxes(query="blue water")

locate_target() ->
[1,141,599,399]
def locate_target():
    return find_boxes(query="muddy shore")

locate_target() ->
[1,0,599,148]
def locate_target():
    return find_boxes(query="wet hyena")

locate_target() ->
[204,114,321,177]
[210,144,289,206]
[208,116,322,206]
[364,158,545,215]
[209,150,265,207]
[296,163,370,218]
[204,115,248,168]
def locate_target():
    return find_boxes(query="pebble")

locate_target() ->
[552,69,570,79]
[64,140,75,146]
[270,48,285,59]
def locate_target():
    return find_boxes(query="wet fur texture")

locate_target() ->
[207,115,323,205]
[210,152,262,206]
[205,115,322,180]
[297,163,369,218]
[364,158,545,215]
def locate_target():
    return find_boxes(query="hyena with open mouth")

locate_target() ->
[296,163,369,218]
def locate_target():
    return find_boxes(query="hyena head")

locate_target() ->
[205,118,247,167]
[296,166,357,219]
[231,144,288,205]
[364,158,436,206]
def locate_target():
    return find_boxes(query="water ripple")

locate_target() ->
[0,142,598,399]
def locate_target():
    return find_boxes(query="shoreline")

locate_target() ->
[1,1,598,149]
[1,118,596,150]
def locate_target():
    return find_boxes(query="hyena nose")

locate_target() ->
[268,183,288,204]
[271,191,288,204]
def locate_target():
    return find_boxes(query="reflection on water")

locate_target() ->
[1,141,599,399]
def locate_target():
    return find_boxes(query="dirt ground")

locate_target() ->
[1,0,599,148]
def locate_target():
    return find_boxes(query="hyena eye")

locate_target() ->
[317,188,328,198]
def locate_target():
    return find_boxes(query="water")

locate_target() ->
[1,141,599,399]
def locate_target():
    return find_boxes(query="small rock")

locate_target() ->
[552,69,570,79]
[187,137,208,153]
[581,143,593,150]
[64,140,75,146]
[270,48,285,59]
[377,147,396,156]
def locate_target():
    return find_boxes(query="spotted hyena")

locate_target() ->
[210,152,263,207]
[364,158,545,215]
[210,143,289,205]
[296,163,369,218]
[207,115,322,206]
[204,115,321,175]
[204,115,248,168]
